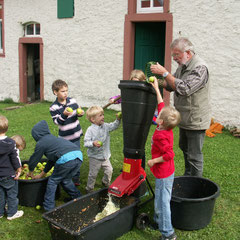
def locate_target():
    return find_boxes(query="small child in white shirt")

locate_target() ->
[84,106,121,193]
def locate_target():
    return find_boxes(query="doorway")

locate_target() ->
[134,22,166,72]
[19,37,44,103]
[26,44,40,101]
[123,12,172,104]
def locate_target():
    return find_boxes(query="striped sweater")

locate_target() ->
[49,97,83,142]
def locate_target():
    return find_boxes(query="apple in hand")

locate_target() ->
[23,164,28,168]
[77,108,83,115]
[37,162,43,168]
[66,107,73,112]
[98,141,103,146]
[117,112,122,118]
[148,76,155,83]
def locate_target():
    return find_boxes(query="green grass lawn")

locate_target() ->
[0,101,239,240]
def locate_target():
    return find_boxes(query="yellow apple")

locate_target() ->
[148,76,155,83]
[36,205,41,210]
[37,162,43,168]
[77,108,83,115]
[66,107,73,112]
[117,112,122,118]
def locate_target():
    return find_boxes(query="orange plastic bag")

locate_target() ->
[205,120,224,138]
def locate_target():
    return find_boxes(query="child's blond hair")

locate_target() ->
[130,69,146,81]
[11,135,26,150]
[52,79,68,93]
[157,106,181,130]
[0,115,8,134]
[86,106,104,122]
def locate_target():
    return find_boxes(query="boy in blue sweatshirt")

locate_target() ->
[28,120,83,211]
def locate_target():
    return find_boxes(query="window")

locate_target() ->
[137,0,164,13]
[57,0,74,19]
[24,22,41,36]
[0,1,3,55]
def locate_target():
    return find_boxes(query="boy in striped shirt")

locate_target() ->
[50,79,84,185]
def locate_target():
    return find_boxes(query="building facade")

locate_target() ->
[0,0,239,128]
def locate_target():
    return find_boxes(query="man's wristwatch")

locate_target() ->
[163,71,169,78]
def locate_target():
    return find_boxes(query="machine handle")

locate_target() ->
[103,96,121,109]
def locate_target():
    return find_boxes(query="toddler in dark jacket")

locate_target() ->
[0,115,23,220]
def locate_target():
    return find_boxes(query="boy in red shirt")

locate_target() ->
[147,78,181,240]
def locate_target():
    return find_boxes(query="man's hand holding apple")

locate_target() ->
[150,62,167,76]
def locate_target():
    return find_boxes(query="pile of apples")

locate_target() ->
[19,162,54,180]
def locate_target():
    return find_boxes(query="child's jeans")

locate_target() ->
[43,159,82,211]
[154,173,175,237]
[71,139,81,183]
[86,157,113,191]
[0,177,18,217]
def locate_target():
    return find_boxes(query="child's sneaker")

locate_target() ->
[102,181,110,188]
[73,178,80,186]
[161,233,177,240]
[85,188,93,194]
[7,210,24,220]
[0,215,3,219]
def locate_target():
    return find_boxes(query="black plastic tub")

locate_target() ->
[170,176,220,230]
[42,188,139,240]
[18,160,60,207]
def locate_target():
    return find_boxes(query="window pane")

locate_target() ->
[36,24,40,35]
[154,0,163,7]
[26,24,34,35]
[141,0,150,8]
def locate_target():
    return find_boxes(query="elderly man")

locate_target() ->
[151,37,211,177]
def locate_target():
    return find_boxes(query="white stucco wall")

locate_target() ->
[170,0,240,128]
[0,0,240,128]
[0,0,127,106]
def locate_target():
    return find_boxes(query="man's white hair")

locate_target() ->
[170,37,195,54]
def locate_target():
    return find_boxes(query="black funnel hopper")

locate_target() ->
[118,80,157,159]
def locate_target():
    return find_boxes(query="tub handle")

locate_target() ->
[171,197,182,203]
[51,224,60,230]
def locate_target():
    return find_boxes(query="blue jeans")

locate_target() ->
[43,159,82,211]
[154,173,174,237]
[179,128,206,177]
[71,140,81,182]
[0,177,19,217]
